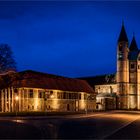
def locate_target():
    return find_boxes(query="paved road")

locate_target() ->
[0,111,140,139]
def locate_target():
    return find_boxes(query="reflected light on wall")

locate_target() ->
[50,94,54,99]
[80,100,86,109]
[35,98,39,110]
[50,93,59,110]
[80,93,86,110]
[15,96,19,101]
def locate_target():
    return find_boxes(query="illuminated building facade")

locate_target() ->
[116,23,140,110]
[0,70,95,112]
[81,23,140,110]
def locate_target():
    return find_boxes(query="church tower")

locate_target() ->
[128,35,138,109]
[116,23,129,109]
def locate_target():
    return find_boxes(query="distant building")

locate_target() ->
[80,74,117,110]
[0,70,95,112]
[81,23,140,110]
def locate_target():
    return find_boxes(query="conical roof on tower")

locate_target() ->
[118,23,128,42]
[129,35,138,51]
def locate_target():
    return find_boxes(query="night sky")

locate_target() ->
[0,1,140,78]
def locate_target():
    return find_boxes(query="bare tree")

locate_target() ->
[0,44,16,73]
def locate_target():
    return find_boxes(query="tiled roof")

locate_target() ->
[0,70,94,93]
[79,74,116,89]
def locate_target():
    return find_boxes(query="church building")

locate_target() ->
[81,23,140,110]
[1,23,139,112]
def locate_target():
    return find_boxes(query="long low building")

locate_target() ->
[0,70,95,112]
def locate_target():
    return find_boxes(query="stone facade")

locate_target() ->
[96,94,116,110]
[95,84,117,94]
[116,24,139,110]
[0,87,96,112]
[94,24,140,110]
[95,84,117,110]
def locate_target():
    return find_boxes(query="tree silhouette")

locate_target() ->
[0,44,16,73]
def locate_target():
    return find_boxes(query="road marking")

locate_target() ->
[63,111,121,119]
[101,116,140,139]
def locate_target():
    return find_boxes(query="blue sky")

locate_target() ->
[0,1,140,77]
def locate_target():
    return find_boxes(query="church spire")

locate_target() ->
[129,35,138,51]
[118,22,128,42]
